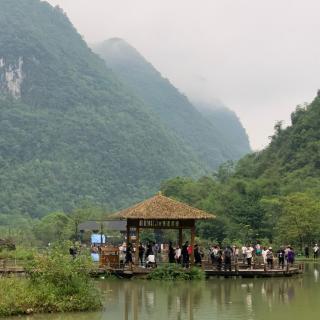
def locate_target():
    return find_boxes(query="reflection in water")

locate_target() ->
[260,278,296,307]
[5,264,320,320]
[246,292,254,320]
[314,268,319,282]
[101,281,205,320]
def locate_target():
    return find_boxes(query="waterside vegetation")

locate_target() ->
[0,243,101,317]
[147,264,204,281]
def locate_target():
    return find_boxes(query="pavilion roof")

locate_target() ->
[111,194,215,220]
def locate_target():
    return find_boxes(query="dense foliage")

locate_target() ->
[0,0,209,218]
[162,95,320,249]
[0,243,101,317]
[94,38,251,170]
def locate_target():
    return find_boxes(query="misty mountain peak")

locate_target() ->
[94,39,251,168]
[94,38,160,76]
[98,38,142,59]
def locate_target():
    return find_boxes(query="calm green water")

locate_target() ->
[8,263,320,320]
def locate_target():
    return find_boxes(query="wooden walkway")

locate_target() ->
[0,259,304,279]
[91,261,304,279]
[204,267,302,278]
[202,260,304,278]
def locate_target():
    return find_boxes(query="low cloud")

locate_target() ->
[47,0,320,149]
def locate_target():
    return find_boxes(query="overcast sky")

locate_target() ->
[47,0,320,150]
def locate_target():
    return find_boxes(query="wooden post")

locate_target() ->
[135,226,140,267]
[190,223,195,266]
[179,228,183,248]
[100,221,104,247]
[126,222,130,247]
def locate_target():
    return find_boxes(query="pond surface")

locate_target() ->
[8,263,320,320]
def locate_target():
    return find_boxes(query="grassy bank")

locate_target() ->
[0,278,100,317]
[0,243,101,317]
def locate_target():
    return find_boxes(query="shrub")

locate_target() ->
[148,264,204,280]
[0,241,101,316]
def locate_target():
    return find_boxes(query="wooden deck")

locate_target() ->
[202,260,304,278]
[204,267,303,278]
[91,261,304,279]
[0,259,304,279]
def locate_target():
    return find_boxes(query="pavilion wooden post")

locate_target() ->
[126,222,130,247]
[179,227,183,248]
[135,224,140,266]
[190,223,195,266]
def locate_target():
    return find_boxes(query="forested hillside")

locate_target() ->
[0,0,207,217]
[161,94,320,248]
[93,38,251,169]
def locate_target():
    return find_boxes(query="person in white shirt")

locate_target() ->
[245,245,254,268]
[175,246,181,264]
[241,246,247,263]
[262,247,267,264]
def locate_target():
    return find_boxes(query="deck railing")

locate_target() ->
[0,259,27,275]
[1,255,305,276]
[105,255,305,274]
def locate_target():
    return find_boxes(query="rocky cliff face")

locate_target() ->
[0,56,24,98]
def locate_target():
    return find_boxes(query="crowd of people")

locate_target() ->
[122,241,203,268]
[305,244,320,259]
[117,241,297,270]
[209,244,296,270]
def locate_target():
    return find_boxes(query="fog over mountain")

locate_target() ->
[93,38,251,167]
[46,0,320,149]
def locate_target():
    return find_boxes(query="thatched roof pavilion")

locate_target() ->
[112,193,214,220]
[112,193,215,265]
